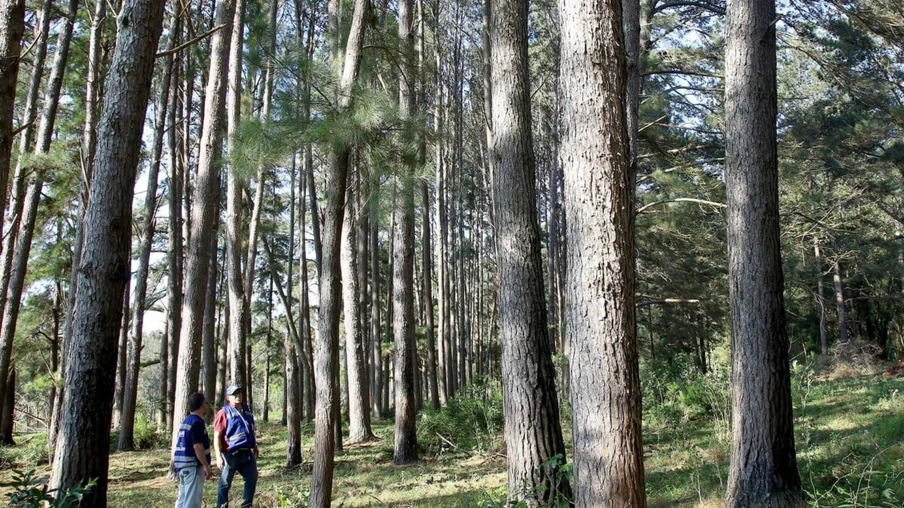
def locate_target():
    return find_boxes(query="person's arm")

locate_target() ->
[193,442,212,480]
[213,410,227,469]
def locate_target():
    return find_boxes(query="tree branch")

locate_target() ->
[156,24,226,58]
[637,198,726,215]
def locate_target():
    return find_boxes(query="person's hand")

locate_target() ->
[253,447,259,459]
[216,455,224,470]
[202,465,212,480]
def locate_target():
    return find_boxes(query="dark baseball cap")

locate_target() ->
[226,384,243,396]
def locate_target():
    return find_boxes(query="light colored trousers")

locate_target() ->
[175,466,204,508]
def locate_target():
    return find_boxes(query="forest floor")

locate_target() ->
[0,364,901,507]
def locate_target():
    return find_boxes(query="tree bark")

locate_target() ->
[392,0,419,466]
[0,367,14,444]
[48,1,167,503]
[119,27,176,450]
[489,0,570,502]
[309,0,369,505]
[0,0,25,225]
[723,0,805,505]
[370,210,383,419]
[342,176,374,443]
[172,0,237,451]
[226,0,248,391]
[558,0,647,505]
[285,338,303,465]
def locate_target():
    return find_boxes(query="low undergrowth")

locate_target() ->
[0,361,899,507]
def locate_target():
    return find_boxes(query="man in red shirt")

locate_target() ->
[213,384,259,507]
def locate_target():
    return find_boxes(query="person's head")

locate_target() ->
[225,384,243,407]
[187,392,207,416]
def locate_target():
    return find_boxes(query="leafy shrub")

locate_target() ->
[418,380,504,456]
[5,469,94,507]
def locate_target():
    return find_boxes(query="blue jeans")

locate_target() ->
[174,466,204,508]
[217,450,258,507]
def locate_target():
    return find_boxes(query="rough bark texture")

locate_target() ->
[0,0,25,224]
[342,183,374,443]
[119,31,175,450]
[558,0,647,505]
[392,0,418,466]
[226,0,248,391]
[489,0,570,503]
[724,0,804,505]
[0,368,14,444]
[48,1,166,503]
[309,1,369,505]
[285,339,302,465]
[172,0,236,450]
[370,213,383,419]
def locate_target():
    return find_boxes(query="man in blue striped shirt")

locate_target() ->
[173,392,213,507]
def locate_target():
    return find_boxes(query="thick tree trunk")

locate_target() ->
[119,32,175,450]
[310,1,369,505]
[558,0,647,505]
[0,0,25,223]
[392,0,418,466]
[48,1,167,503]
[723,0,804,505]
[489,0,570,502]
[172,0,237,451]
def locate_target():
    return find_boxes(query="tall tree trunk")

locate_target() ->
[226,0,248,391]
[119,30,176,450]
[392,0,418,466]
[172,0,237,451]
[418,0,439,411]
[309,1,369,505]
[202,229,220,406]
[432,19,449,405]
[0,0,79,426]
[5,0,51,253]
[723,0,804,505]
[558,0,647,505]
[27,0,59,448]
[489,0,570,502]
[112,274,130,430]
[48,1,167,502]
[0,0,25,224]
[165,15,184,426]
[300,157,315,422]
[369,211,383,419]
[342,176,374,443]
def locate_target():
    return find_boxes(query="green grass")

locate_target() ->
[0,370,901,507]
